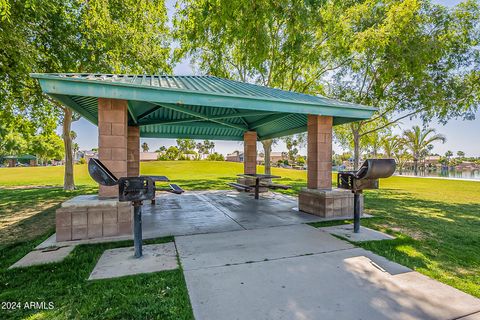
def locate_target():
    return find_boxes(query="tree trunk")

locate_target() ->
[413,158,418,176]
[353,130,360,170]
[261,139,273,175]
[63,108,75,190]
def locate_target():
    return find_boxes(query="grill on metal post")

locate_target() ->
[337,159,396,233]
[88,158,184,258]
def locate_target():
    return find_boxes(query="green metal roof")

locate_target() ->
[31,73,375,141]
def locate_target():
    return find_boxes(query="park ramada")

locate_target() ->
[0,161,479,319]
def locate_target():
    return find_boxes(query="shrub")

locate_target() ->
[207,152,225,161]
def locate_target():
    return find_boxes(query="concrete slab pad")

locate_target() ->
[9,246,75,269]
[142,193,244,238]
[184,248,480,320]
[200,192,327,229]
[41,190,375,247]
[176,224,354,270]
[321,224,395,242]
[457,312,480,320]
[88,243,178,280]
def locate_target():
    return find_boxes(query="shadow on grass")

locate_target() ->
[312,188,480,297]
[0,235,193,320]
[0,186,97,246]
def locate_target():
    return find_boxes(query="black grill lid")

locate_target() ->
[88,158,118,186]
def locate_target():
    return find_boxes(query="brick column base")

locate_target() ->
[298,188,363,218]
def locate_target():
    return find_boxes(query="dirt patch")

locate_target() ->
[0,185,61,190]
[388,226,427,240]
[0,203,57,246]
[0,187,71,246]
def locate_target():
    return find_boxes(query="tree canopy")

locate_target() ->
[174,0,479,167]
[0,0,172,156]
[1,0,479,171]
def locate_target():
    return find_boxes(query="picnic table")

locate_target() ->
[229,173,290,199]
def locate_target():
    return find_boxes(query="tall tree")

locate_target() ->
[381,134,401,159]
[203,140,215,154]
[175,0,479,171]
[330,0,480,169]
[282,133,306,165]
[261,139,276,175]
[403,125,446,175]
[445,150,454,166]
[1,0,172,189]
[176,139,196,155]
[174,0,350,170]
[30,132,65,165]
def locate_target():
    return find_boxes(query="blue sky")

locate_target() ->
[65,0,479,157]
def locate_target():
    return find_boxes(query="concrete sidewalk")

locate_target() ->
[176,224,480,320]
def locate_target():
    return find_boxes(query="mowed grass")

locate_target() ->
[0,161,306,189]
[0,161,479,319]
[0,236,193,320]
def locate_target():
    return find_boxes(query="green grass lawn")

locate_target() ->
[1,161,479,319]
[0,236,193,319]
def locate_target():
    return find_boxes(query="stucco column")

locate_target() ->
[98,98,128,198]
[307,114,333,190]
[127,126,140,177]
[243,131,257,174]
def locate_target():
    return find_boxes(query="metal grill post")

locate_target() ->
[353,192,361,233]
[133,201,143,258]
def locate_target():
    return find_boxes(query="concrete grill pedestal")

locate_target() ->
[298,188,363,218]
[55,195,132,242]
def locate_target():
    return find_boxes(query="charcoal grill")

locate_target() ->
[337,159,396,233]
[88,158,184,258]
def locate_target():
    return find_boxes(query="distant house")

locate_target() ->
[456,161,477,170]
[257,152,288,164]
[228,150,289,165]
[226,151,244,162]
[424,156,441,166]
[140,152,159,161]
[270,152,288,164]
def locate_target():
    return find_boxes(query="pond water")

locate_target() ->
[399,169,480,180]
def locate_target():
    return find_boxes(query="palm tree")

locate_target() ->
[381,134,401,158]
[403,126,446,176]
[445,150,453,166]
[141,142,149,152]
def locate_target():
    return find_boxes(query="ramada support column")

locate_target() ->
[237,131,258,187]
[244,131,257,175]
[54,98,132,243]
[307,115,333,190]
[98,98,128,197]
[299,115,360,218]
[127,126,140,177]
